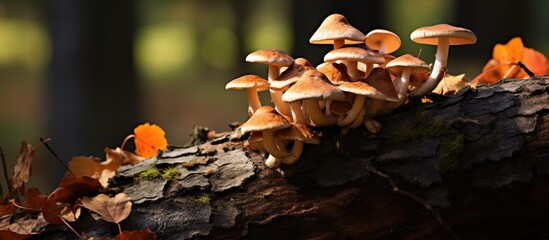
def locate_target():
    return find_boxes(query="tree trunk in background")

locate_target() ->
[48,0,138,160]
[39,77,549,239]
[292,0,381,65]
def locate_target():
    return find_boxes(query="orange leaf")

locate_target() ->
[9,141,36,192]
[522,47,549,76]
[493,37,524,64]
[134,123,168,158]
[81,193,132,224]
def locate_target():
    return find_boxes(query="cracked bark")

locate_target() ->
[39,77,549,239]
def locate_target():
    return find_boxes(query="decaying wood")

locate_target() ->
[40,77,549,239]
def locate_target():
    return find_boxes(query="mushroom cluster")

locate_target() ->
[226,13,476,168]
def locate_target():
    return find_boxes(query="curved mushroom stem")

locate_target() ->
[264,155,282,169]
[341,108,365,134]
[301,102,310,125]
[305,99,338,126]
[364,118,382,134]
[268,65,293,118]
[280,141,304,165]
[262,130,290,158]
[246,88,262,115]
[347,61,359,81]
[337,95,365,126]
[396,68,411,104]
[289,102,306,124]
[410,37,449,97]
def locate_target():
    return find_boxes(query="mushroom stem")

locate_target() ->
[366,99,383,118]
[246,88,262,114]
[342,108,365,134]
[280,141,304,165]
[347,61,359,81]
[337,95,365,126]
[364,118,382,134]
[305,99,338,126]
[397,68,411,103]
[264,155,282,169]
[365,63,374,76]
[262,130,290,158]
[333,39,345,49]
[268,65,293,118]
[290,102,306,124]
[301,102,310,124]
[410,37,449,97]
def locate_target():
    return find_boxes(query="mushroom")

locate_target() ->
[316,62,351,85]
[225,74,270,115]
[324,47,385,81]
[246,49,294,118]
[283,70,346,127]
[240,106,291,158]
[271,58,316,124]
[409,24,476,97]
[365,29,401,54]
[273,123,321,165]
[385,54,430,103]
[309,13,365,50]
[337,68,399,126]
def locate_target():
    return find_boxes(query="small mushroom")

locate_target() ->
[225,74,270,115]
[385,54,430,103]
[365,29,401,54]
[309,13,366,49]
[337,68,398,126]
[240,106,291,158]
[409,24,476,97]
[246,49,294,117]
[274,123,321,165]
[283,70,346,127]
[316,62,351,85]
[324,47,385,81]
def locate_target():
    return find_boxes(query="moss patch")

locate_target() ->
[135,168,162,181]
[195,195,211,205]
[162,167,180,180]
[388,112,464,171]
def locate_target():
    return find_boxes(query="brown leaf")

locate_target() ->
[22,187,47,210]
[0,230,29,240]
[9,141,36,192]
[81,193,132,224]
[49,176,102,204]
[59,205,81,222]
[105,147,144,166]
[115,228,157,240]
[41,198,63,224]
[8,214,38,235]
[432,74,469,96]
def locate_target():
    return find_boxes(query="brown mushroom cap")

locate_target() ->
[385,54,430,75]
[410,24,477,45]
[270,58,315,90]
[240,106,291,133]
[282,70,346,103]
[245,49,294,67]
[225,74,270,91]
[365,29,401,54]
[309,13,365,45]
[316,62,351,85]
[324,47,385,64]
[363,68,399,101]
[277,123,321,145]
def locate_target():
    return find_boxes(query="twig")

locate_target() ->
[39,137,75,177]
[365,162,458,240]
[517,61,535,77]
[0,146,11,194]
[59,215,84,240]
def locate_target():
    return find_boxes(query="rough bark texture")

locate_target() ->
[39,77,549,239]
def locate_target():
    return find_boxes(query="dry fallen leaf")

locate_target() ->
[0,229,29,240]
[9,141,36,192]
[134,123,168,158]
[432,74,469,96]
[115,228,157,240]
[81,193,132,224]
[49,176,102,204]
[105,147,144,165]
[59,205,81,222]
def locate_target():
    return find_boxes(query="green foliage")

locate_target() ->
[389,112,464,171]
[161,167,180,180]
[195,195,211,205]
[135,168,162,181]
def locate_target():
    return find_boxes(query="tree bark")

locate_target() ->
[41,77,549,239]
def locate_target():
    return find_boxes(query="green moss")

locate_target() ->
[388,112,464,171]
[195,195,211,205]
[162,167,180,180]
[135,168,161,181]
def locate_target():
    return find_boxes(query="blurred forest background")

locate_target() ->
[0,0,548,191]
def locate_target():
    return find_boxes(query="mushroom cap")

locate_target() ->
[329,100,352,115]
[410,24,477,45]
[245,49,294,67]
[226,74,270,91]
[339,68,399,102]
[316,62,351,85]
[309,13,366,45]
[385,54,430,75]
[277,123,321,145]
[365,29,401,54]
[324,47,385,64]
[240,106,291,134]
[270,58,315,90]
[282,69,347,102]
